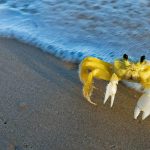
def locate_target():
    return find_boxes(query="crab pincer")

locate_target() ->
[104,80,118,107]
[103,73,119,107]
[134,90,150,120]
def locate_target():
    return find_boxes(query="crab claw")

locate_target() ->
[104,80,118,107]
[134,93,150,120]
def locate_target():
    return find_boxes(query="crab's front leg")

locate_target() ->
[83,69,100,105]
[83,68,111,106]
[104,73,119,107]
[134,89,150,120]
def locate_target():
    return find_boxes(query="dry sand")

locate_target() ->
[0,38,150,150]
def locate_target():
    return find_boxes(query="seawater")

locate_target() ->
[0,0,150,63]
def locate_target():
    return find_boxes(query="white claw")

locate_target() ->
[134,92,150,120]
[104,81,118,107]
[104,89,109,104]
[110,95,115,108]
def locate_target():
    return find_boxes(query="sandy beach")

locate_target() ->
[0,38,150,150]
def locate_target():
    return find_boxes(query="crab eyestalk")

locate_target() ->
[123,54,128,60]
[140,55,145,63]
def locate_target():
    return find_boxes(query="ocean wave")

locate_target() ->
[0,0,150,63]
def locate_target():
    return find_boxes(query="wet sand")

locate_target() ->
[0,38,150,150]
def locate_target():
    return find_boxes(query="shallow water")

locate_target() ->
[0,0,150,62]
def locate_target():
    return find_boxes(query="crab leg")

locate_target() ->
[104,73,119,107]
[79,57,112,83]
[79,57,113,105]
[82,68,112,105]
[82,69,98,105]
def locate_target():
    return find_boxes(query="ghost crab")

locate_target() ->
[79,54,150,120]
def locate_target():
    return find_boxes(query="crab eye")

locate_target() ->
[140,55,145,63]
[123,54,128,60]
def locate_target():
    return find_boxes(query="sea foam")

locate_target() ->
[0,0,150,63]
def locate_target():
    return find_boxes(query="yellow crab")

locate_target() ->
[79,54,150,120]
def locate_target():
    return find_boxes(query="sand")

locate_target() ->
[0,38,150,150]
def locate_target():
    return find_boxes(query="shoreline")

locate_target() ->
[0,37,149,150]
